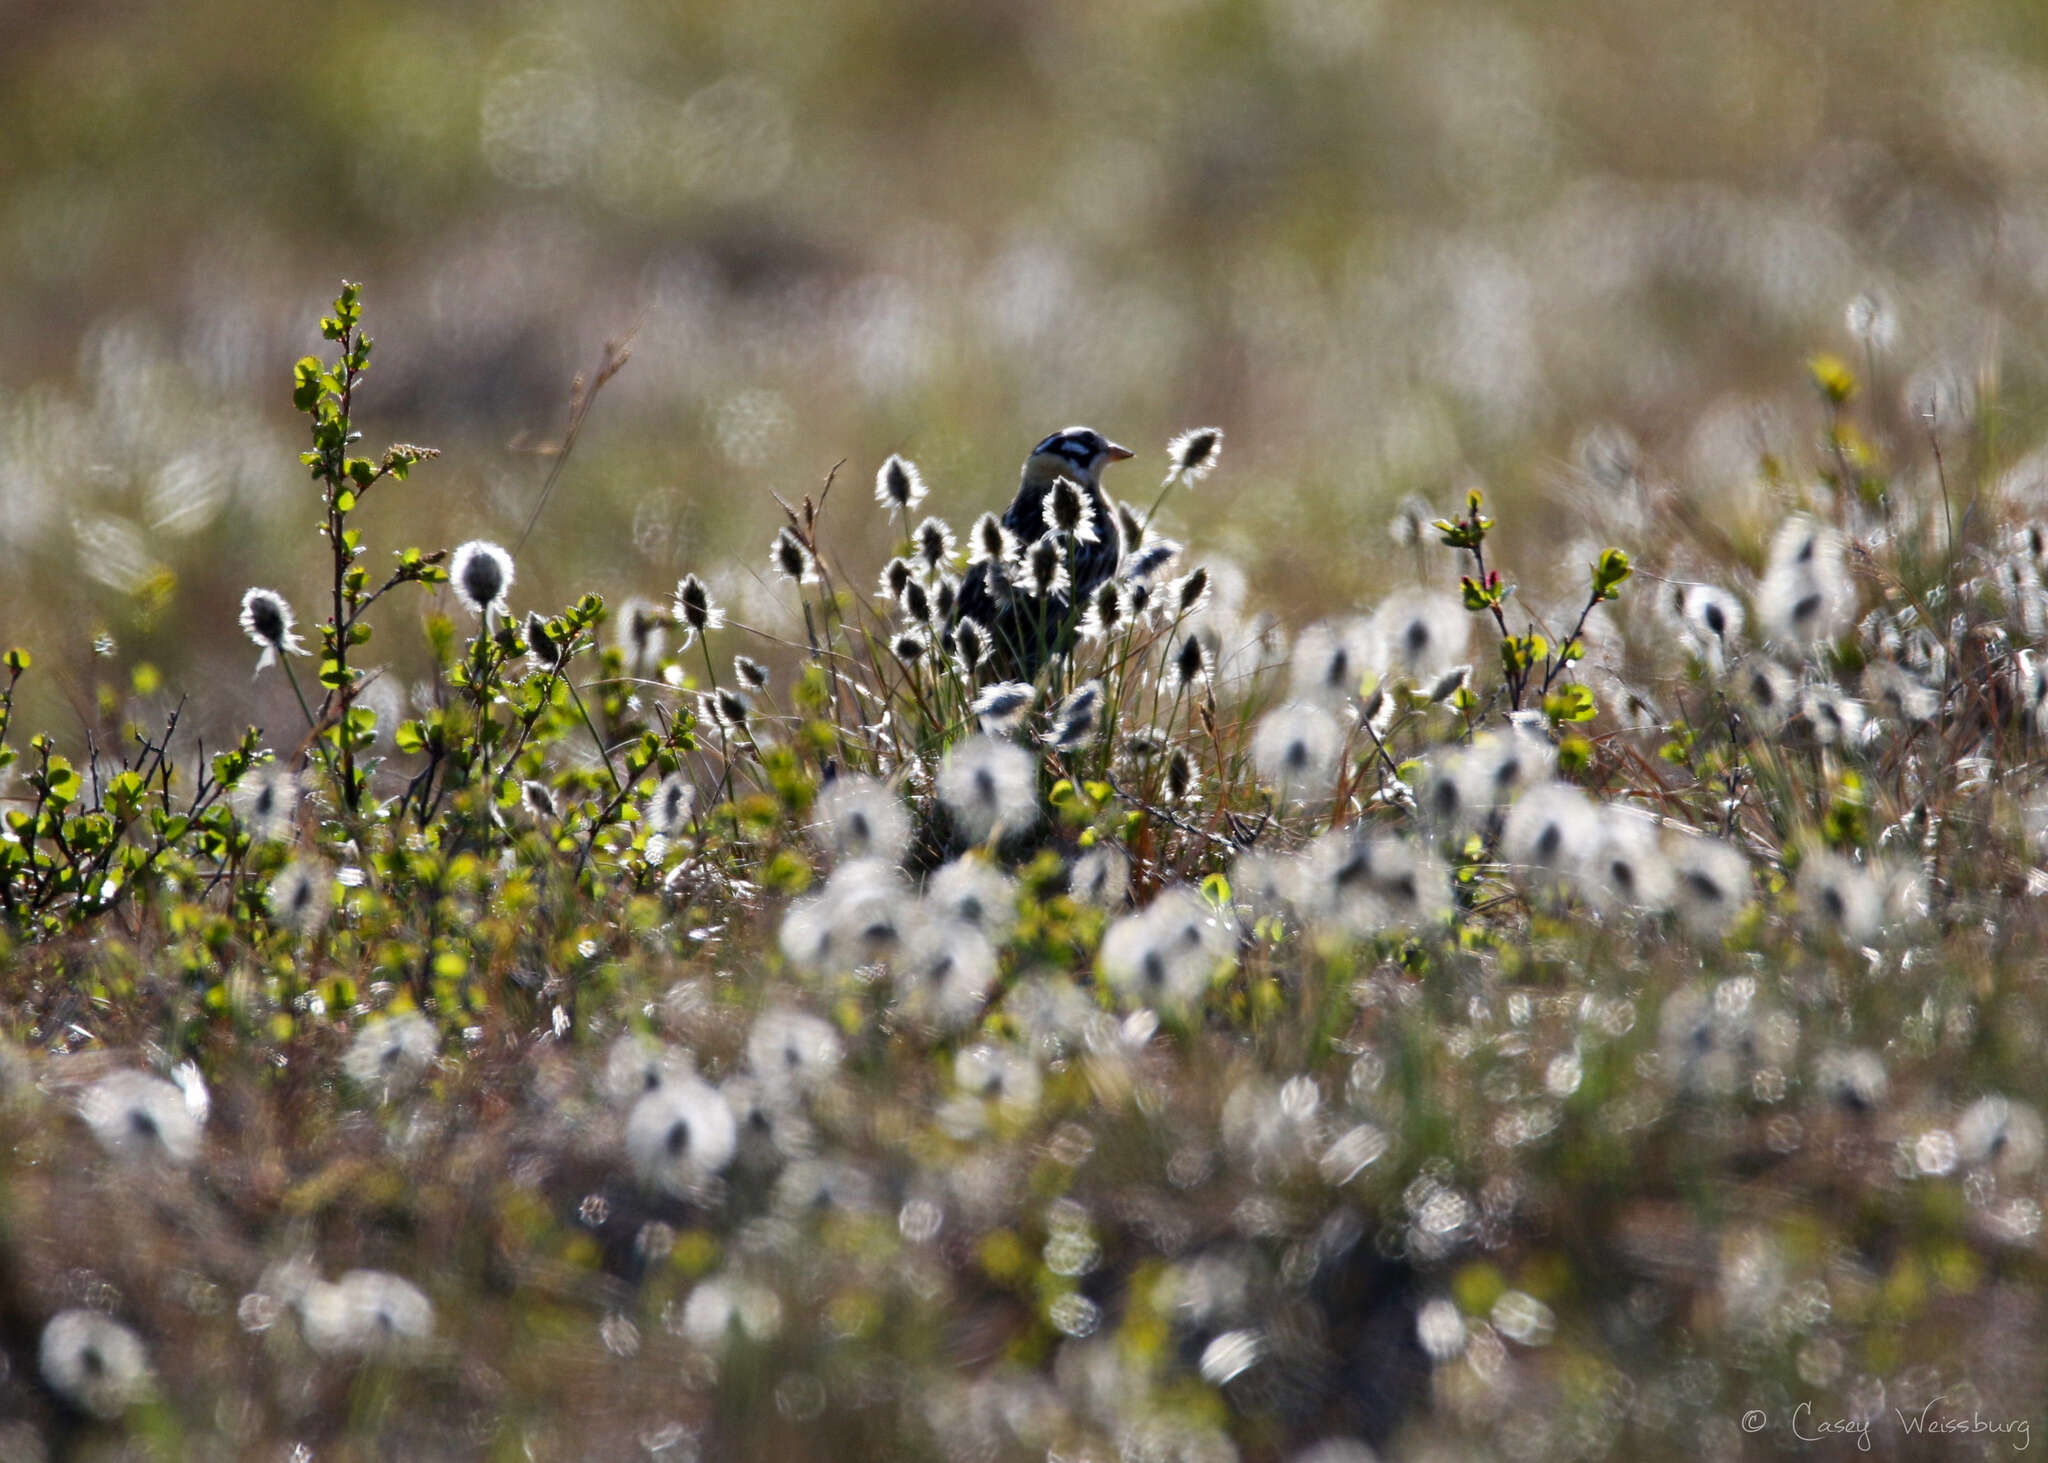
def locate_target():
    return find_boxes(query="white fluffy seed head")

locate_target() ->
[813,773,911,865]
[1738,658,1798,729]
[266,859,332,935]
[1799,685,1867,747]
[1289,618,1374,704]
[232,764,300,844]
[969,512,1016,566]
[938,735,1039,844]
[1584,808,1674,912]
[238,587,306,670]
[1756,517,1853,651]
[1163,427,1224,486]
[876,453,928,511]
[603,1032,694,1106]
[298,1270,435,1357]
[955,1042,1042,1113]
[1047,681,1104,750]
[80,1070,203,1167]
[1098,886,1233,1014]
[1044,476,1097,542]
[40,1310,151,1418]
[1069,846,1130,908]
[343,1012,439,1100]
[1251,702,1343,797]
[925,856,1019,939]
[971,680,1034,733]
[770,527,819,585]
[1367,589,1469,681]
[673,573,725,636]
[1668,836,1753,938]
[449,540,514,617]
[1672,583,1744,668]
[913,515,956,568]
[899,921,1000,1031]
[1501,783,1604,877]
[626,1078,738,1193]
[1453,729,1555,812]
[1293,830,1449,935]
[1795,847,1886,943]
[747,1006,845,1094]
[615,597,670,668]
[776,860,921,976]
[645,773,697,837]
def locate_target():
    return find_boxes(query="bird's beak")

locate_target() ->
[1105,442,1135,462]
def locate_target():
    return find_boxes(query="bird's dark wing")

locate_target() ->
[1060,482,1122,606]
[1001,479,1048,543]
[953,559,997,635]
[948,475,1123,681]
[952,557,1059,681]
[1084,483,1121,575]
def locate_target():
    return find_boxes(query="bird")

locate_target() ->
[949,426,1134,679]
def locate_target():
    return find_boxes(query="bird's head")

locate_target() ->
[1022,426,1134,492]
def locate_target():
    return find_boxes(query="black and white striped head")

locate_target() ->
[1022,426,1134,492]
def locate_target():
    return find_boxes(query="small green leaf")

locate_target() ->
[1591,548,1632,601]
[292,356,325,411]
[38,757,81,807]
[1542,684,1598,723]
[106,770,146,818]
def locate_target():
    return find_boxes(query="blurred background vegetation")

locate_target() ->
[4,0,2047,736]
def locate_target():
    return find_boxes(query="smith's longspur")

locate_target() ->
[948,426,1134,678]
